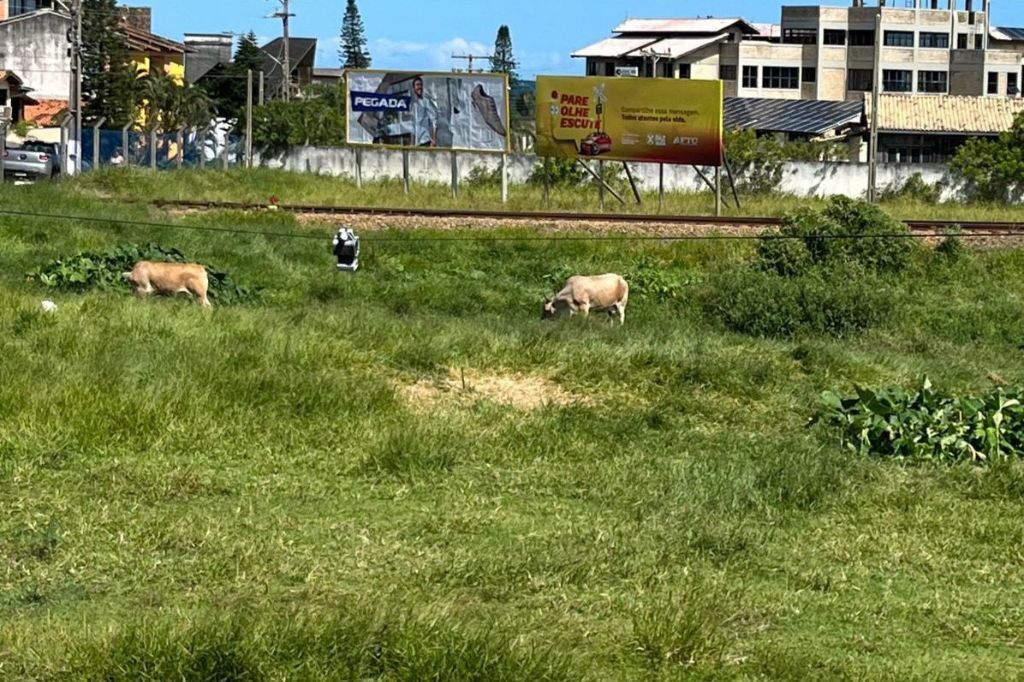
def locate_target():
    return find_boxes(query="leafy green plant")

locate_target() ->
[27,244,260,304]
[625,257,699,302]
[702,265,886,338]
[879,172,943,204]
[950,110,1024,203]
[812,378,1024,463]
[758,197,913,277]
[464,164,502,188]
[724,129,846,196]
[936,228,968,263]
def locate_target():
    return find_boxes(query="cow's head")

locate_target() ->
[541,297,557,320]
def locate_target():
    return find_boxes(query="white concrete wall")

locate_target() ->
[0,11,71,100]
[261,146,958,201]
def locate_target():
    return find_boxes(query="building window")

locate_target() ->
[849,30,876,46]
[917,70,948,93]
[883,69,913,92]
[783,28,817,45]
[988,72,1000,94]
[669,63,684,78]
[884,31,915,47]
[742,65,758,88]
[802,67,817,83]
[762,66,799,89]
[957,33,969,49]
[1010,73,1019,96]
[0,90,7,107]
[919,32,949,48]
[587,61,597,76]
[719,64,737,80]
[848,68,874,91]
[823,29,847,45]
[604,62,616,77]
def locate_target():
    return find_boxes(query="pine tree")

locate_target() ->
[491,25,518,83]
[340,0,371,69]
[203,32,264,119]
[81,0,138,125]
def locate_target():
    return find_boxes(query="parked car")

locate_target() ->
[579,132,612,157]
[3,140,61,182]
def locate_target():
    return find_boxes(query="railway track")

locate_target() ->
[151,199,1024,234]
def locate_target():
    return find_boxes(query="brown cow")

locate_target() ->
[543,273,629,325]
[123,261,211,308]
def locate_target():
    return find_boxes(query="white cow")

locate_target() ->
[123,261,211,308]
[543,273,629,325]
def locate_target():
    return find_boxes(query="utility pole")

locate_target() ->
[868,10,882,202]
[451,54,493,73]
[67,0,83,174]
[272,0,294,101]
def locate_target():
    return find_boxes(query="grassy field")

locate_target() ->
[67,166,1024,223]
[2,177,1024,680]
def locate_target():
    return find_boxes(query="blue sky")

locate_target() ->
[147,0,1024,77]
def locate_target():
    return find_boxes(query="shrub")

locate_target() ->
[879,172,943,204]
[463,164,502,188]
[812,377,1024,463]
[527,158,587,187]
[758,197,913,276]
[701,265,887,338]
[27,244,260,304]
[935,229,968,263]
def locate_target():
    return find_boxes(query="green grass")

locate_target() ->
[2,179,1024,680]
[59,165,1024,223]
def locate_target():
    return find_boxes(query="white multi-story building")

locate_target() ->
[574,0,1024,101]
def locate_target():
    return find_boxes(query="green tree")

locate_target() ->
[340,0,371,69]
[138,71,213,131]
[950,111,1024,203]
[490,25,517,83]
[82,0,139,125]
[202,32,263,120]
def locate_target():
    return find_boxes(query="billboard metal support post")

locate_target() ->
[355,147,363,189]
[597,160,605,210]
[149,129,157,170]
[714,165,722,217]
[402,150,410,194]
[577,159,625,205]
[723,154,741,210]
[658,163,664,213]
[500,153,508,204]
[623,162,641,205]
[92,117,106,171]
[450,151,458,199]
[543,157,550,206]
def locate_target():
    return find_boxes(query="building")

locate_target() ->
[871,93,1024,161]
[183,33,233,85]
[0,0,70,121]
[574,1,1024,102]
[120,7,187,84]
[259,37,317,99]
[0,70,37,122]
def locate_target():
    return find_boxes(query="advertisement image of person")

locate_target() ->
[410,76,439,147]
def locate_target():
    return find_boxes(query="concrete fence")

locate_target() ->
[260,145,958,201]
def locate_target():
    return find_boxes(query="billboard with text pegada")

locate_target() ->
[346,69,509,153]
[535,76,723,166]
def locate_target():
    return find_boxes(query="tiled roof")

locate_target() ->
[122,23,187,55]
[641,35,729,58]
[867,95,1024,134]
[613,17,756,35]
[990,26,1024,42]
[726,97,863,135]
[0,70,24,87]
[571,37,657,58]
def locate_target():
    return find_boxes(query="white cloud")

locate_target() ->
[369,36,490,71]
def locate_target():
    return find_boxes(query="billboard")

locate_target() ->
[535,76,724,166]
[346,69,510,153]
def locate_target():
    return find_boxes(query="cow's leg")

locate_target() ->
[576,301,590,318]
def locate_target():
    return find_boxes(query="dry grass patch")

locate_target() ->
[398,368,589,411]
